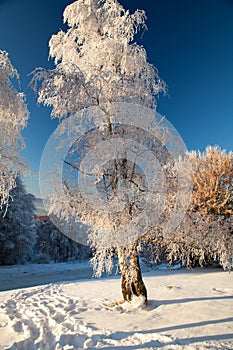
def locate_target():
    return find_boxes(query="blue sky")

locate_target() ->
[0,0,232,196]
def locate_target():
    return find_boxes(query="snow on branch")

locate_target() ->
[0,50,29,211]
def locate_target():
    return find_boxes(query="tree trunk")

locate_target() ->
[118,243,147,305]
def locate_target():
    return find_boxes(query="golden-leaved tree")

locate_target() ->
[151,146,233,269]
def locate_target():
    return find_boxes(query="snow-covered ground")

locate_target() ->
[0,261,93,292]
[0,263,232,349]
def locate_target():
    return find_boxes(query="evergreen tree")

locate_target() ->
[0,177,36,265]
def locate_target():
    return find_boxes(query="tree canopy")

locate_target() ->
[0,50,29,210]
[32,0,165,119]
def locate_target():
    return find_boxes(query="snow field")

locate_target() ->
[0,268,232,349]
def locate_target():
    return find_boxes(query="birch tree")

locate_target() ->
[34,0,189,305]
[0,50,29,211]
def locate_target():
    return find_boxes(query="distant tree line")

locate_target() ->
[34,218,91,264]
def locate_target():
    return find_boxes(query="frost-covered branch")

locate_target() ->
[0,50,29,211]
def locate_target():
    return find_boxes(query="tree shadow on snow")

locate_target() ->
[103,316,233,349]
[148,294,233,309]
[101,333,233,349]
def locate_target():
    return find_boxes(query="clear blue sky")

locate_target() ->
[0,0,232,196]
